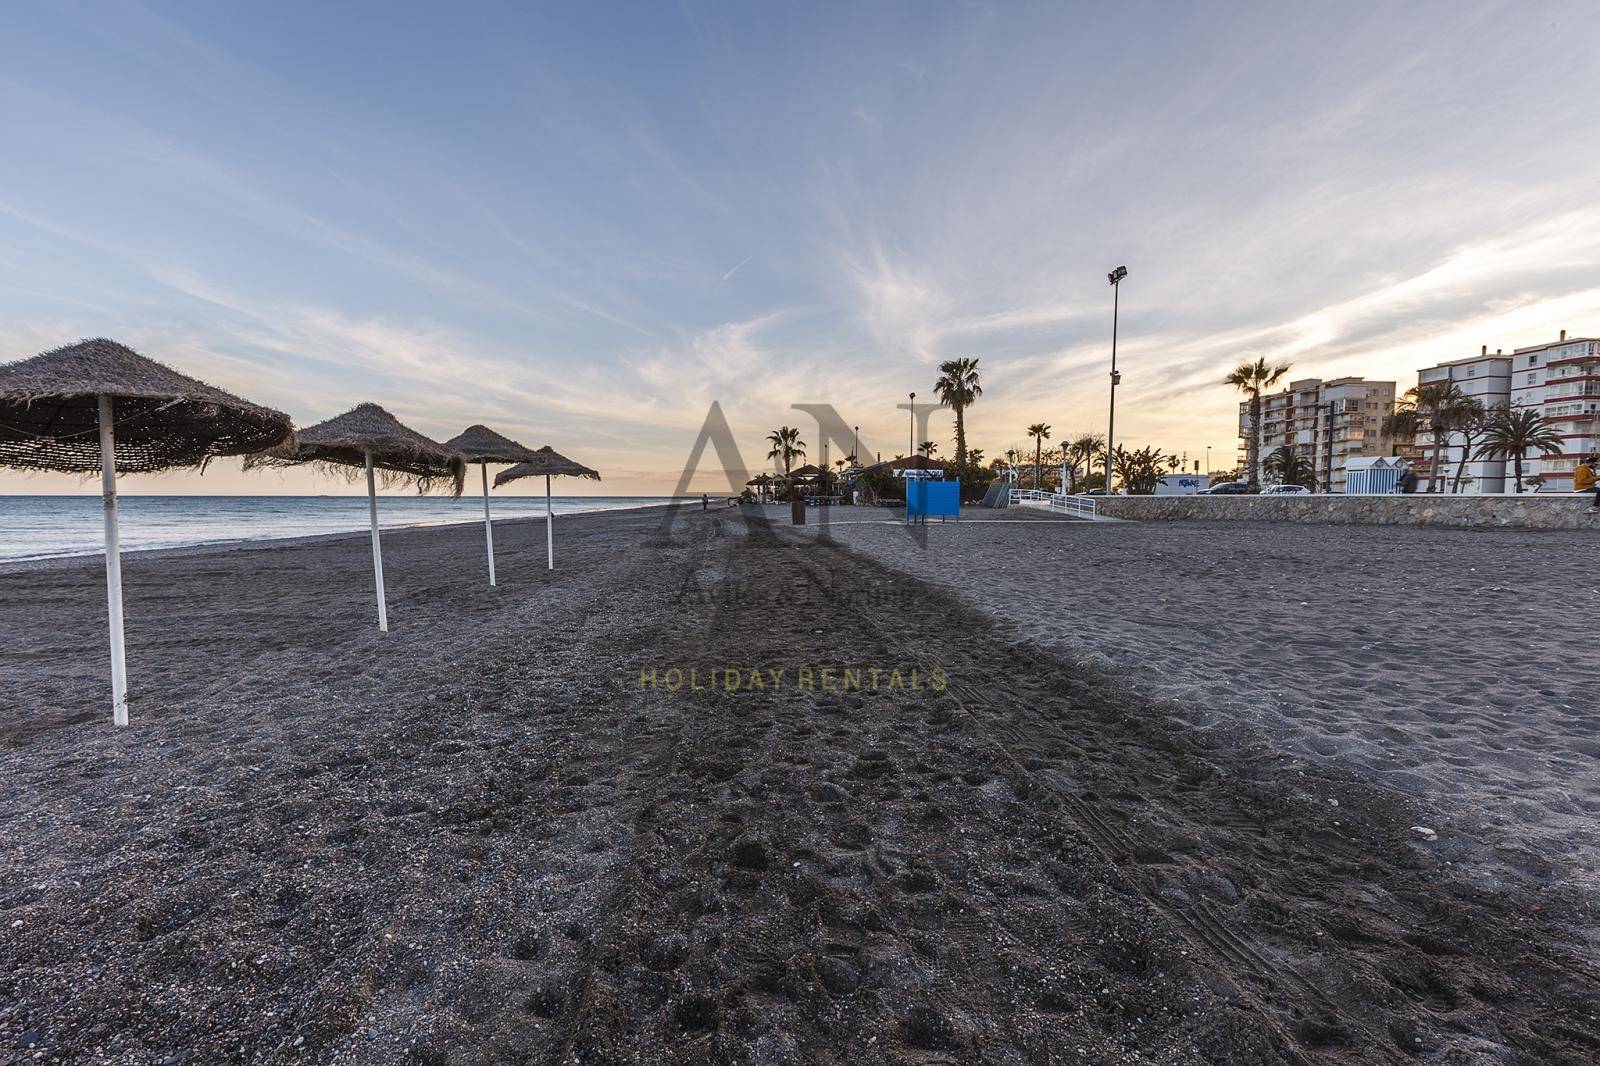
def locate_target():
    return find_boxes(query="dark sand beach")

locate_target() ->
[3,504,1599,1063]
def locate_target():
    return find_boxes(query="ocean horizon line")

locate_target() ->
[0,494,685,564]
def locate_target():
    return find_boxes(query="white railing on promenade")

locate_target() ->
[1009,489,1099,518]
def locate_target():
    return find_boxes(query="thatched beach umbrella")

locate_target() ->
[248,403,464,631]
[493,446,600,570]
[444,424,540,586]
[0,338,293,725]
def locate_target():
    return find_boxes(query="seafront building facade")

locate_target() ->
[1415,347,1513,493]
[1406,332,1600,493]
[1237,376,1398,492]
[1506,331,1600,492]
[1231,331,1600,494]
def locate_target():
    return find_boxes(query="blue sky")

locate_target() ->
[4,1,1599,494]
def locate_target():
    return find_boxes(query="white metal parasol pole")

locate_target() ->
[366,449,389,631]
[545,474,554,570]
[480,460,497,586]
[97,395,129,727]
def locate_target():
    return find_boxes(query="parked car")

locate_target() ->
[1261,484,1312,496]
[1200,481,1255,495]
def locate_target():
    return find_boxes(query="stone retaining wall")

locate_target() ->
[1091,494,1598,530]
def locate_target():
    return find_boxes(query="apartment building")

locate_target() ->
[1507,330,1600,490]
[1415,347,1513,492]
[1237,376,1398,491]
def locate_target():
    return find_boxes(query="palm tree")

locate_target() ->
[1225,357,1292,489]
[1381,382,1469,493]
[966,448,984,468]
[918,440,938,457]
[1475,407,1564,493]
[1027,423,1052,490]
[1111,445,1170,494]
[933,357,983,471]
[1265,445,1316,488]
[765,426,806,478]
[1449,399,1489,493]
[1066,433,1103,493]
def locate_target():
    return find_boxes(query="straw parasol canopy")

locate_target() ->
[250,402,465,495]
[0,338,294,473]
[0,337,295,727]
[445,424,542,465]
[246,403,465,631]
[494,447,601,487]
[445,425,543,587]
[493,446,600,571]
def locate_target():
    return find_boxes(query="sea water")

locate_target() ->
[0,495,674,563]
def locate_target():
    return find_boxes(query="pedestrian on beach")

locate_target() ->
[702,493,709,511]
[1398,466,1419,494]
[1575,455,1599,513]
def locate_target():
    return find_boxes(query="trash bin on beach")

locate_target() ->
[791,497,806,524]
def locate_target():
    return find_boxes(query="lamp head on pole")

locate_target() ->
[1108,265,1127,286]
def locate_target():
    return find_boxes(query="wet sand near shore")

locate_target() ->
[2,505,1598,1062]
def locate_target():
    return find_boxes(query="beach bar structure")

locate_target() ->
[861,454,951,480]
[248,403,464,631]
[746,472,775,502]
[0,338,294,725]
[494,446,600,570]
[445,424,541,586]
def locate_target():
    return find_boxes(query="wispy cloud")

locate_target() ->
[4,2,1600,493]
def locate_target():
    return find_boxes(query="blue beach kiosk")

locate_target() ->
[906,478,960,524]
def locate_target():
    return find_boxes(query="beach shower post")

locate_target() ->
[545,474,554,570]
[97,395,130,727]
[480,460,497,586]
[365,449,390,632]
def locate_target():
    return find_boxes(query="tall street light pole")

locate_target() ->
[1105,266,1127,495]
[908,393,915,461]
